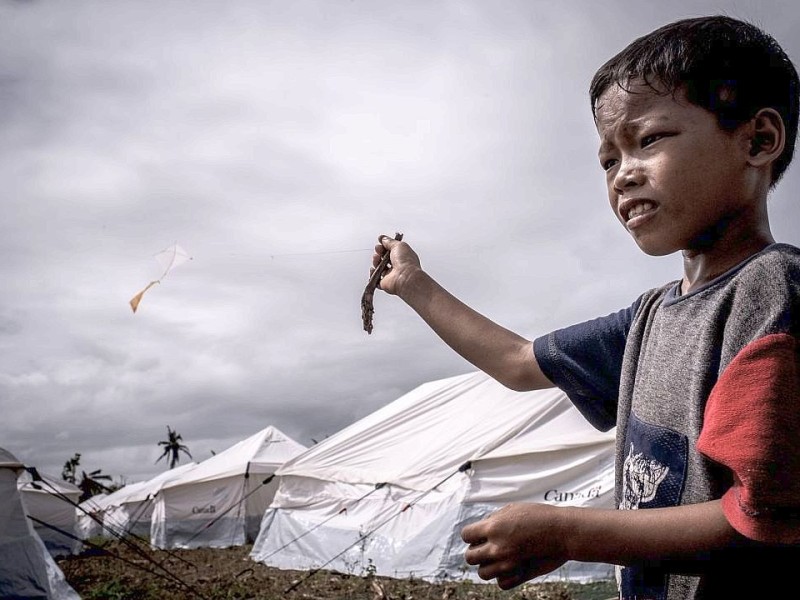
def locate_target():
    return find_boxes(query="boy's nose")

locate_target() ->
[613,160,645,194]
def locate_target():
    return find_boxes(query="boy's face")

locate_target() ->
[595,81,755,257]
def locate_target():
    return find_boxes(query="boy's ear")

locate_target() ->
[746,108,786,168]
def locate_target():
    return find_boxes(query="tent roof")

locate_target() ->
[163,425,307,488]
[277,371,615,491]
[120,462,197,504]
[17,470,81,496]
[79,493,108,511]
[96,480,150,509]
[0,447,23,469]
[98,461,198,508]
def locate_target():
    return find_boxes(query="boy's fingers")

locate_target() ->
[378,233,404,248]
[461,523,476,543]
[372,236,394,266]
[496,571,526,590]
[464,541,490,566]
[371,236,391,266]
[371,245,385,268]
[461,521,487,545]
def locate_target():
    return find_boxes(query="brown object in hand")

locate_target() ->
[361,232,403,334]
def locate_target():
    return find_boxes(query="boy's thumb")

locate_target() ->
[379,232,404,247]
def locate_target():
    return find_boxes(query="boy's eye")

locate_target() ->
[601,158,618,171]
[641,133,664,147]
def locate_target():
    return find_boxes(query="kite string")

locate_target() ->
[269,247,372,259]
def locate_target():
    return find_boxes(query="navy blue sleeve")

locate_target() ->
[533,297,641,432]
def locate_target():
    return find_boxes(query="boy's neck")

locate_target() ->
[680,209,775,295]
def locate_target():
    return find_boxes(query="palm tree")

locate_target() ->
[61,452,82,484]
[77,469,114,502]
[61,452,116,501]
[156,426,193,469]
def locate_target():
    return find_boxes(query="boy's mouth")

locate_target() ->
[620,200,655,225]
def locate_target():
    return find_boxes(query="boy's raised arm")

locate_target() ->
[371,235,553,392]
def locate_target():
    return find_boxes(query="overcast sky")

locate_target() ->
[2,0,799,484]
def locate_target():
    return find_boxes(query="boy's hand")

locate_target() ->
[370,234,422,297]
[461,503,568,590]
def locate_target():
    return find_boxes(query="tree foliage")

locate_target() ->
[61,452,81,484]
[61,452,115,501]
[156,425,193,469]
[77,469,114,502]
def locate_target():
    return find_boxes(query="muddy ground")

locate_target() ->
[59,542,617,600]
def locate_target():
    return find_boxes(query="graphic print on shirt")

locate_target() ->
[619,413,688,600]
[620,443,670,510]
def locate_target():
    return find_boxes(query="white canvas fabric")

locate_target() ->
[99,480,151,538]
[250,371,616,583]
[98,463,197,541]
[18,471,82,558]
[151,426,306,549]
[75,493,107,541]
[0,447,80,600]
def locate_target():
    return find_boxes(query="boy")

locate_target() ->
[370,16,800,600]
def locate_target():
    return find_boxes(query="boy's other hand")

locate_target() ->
[461,503,568,590]
[371,234,421,297]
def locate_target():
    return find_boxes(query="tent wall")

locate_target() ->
[436,442,617,583]
[19,486,81,558]
[0,451,80,600]
[76,494,106,541]
[0,467,51,598]
[151,471,282,549]
[255,474,468,578]
[92,463,198,543]
[18,472,82,558]
[103,501,153,540]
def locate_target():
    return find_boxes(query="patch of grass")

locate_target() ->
[62,543,618,600]
[560,580,617,600]
[82,579,138,600]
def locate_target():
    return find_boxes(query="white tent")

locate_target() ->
[97,480,151,538]
[251,371,616,583]
[151,425,307,549]
[0,447,80,600]
[18,470,82,558]
[100,462,197,540]
[75,493,107,541]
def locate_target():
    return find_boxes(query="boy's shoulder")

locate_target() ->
[750,241,800,262]
[678,243,799,299]
[735,243,800,291]
[693,243,799,338]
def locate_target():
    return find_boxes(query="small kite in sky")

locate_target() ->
[129,243,192,313]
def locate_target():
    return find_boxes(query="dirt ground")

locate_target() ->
[59,542,618,600]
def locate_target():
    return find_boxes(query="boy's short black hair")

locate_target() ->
[590,15,800,184]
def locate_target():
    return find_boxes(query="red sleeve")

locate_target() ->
[697,333,800,544]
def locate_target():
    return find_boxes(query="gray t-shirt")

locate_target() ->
[534,243,800,600]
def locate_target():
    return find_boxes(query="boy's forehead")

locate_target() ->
[596,82,669,119]
[595,82,682,137]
